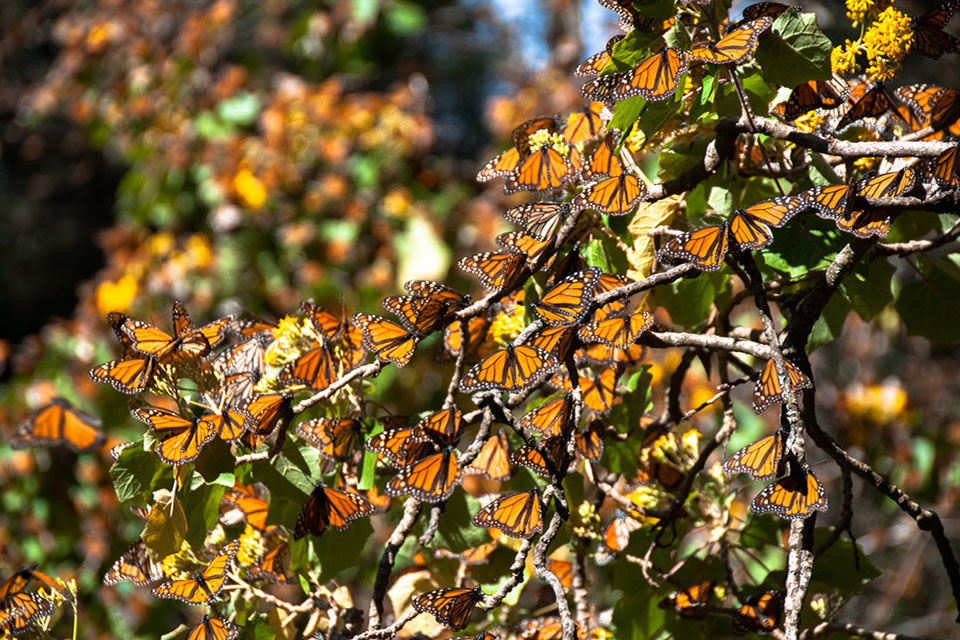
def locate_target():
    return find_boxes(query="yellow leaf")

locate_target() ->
[141,490,187,558]
[626,195,683,281]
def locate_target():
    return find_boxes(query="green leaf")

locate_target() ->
[895,256,960,344]
[810,530,880,593]
[583,238,610,271]
[181,481,228,549]
[610,30,662,70]
[655,271,729,330]
[610,97,647,137]
[760,217,845,278]
[840,258,895,321]
[637,98,681,141]
[755,10,832,87]
[311,517,375,581]
[194,438,235,483]
[217,92,260,127]
[807,293,850,352]
[421,491,486,553]
[110,445,164,504]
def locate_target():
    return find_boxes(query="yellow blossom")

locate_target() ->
[831,41,860,75]
[203,523,227,547]
[793,110,826,134]
[234,168,268,208]
[681,428,700,455]
[846,0,873,26]
[626,126,646,154]
[265,315,314,367]
[853,156,878,171]
[488,304,525,346]
[844,381,907,425]
[95,274,138,316]
[528,129,570,156]
[382,187,413,218]
[148,232,175,256]
[863,7,912,80]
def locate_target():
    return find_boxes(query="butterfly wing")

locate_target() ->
[533,268,601,327]
[658,224,730,271]
[460,345,559,393]
[753,359,812,413]
[186,616,240,640]
[472,490,543,539]
[12,398,104,453]
[411,586,482,631]
[722,430,786,480]
[103,541,164,586]
[614,48,687,101]
[688,17,771,65]
[353,313,420,367]
[89,356,157,394]
[465,431,512,481]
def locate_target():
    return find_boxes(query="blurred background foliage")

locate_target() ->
[0,0,958,638]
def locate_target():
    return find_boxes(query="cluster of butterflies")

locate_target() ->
[0,565,66,636]
[659,581,785,635]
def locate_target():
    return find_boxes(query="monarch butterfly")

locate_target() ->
[581,130,625,180]
[103,541,164,586]
[511,435,572,478]
[472,490,543,539]
[740,194,810,229]
[214,341,268,397]
[516,616,588,640]
[366,426,416,467]
[121,301,232,363]
[437,538,500,565]
[405,280,468,311]
[601,510,642,556]
[857,167,920,202]
[562,102,608,146]
[153,540,238,604]
[12,398,104,454]
[442,316,491,362]
[221,484,269,531]
[465,430,512,481]
[722,429,787,480]
[835,209,895,239]
[201,400,250,442]
[293,484,377,539]
[896,85,960,132]
[503,202,569,241]
[751,458,827,519]
[613,47,688,102]
[238,393,292,436]
[657,223,730,271]
[533,268,601,327]
[591,272,630,321]
[89,352,158,395]
[836,82,903,130]
[504,145,577,194]
[931,145,960,188]
[247,543,293,583]
[411,407,463,445]
[773,77,848,120]
[580,72,624,107]
[412,585,484,631]
[909,1,960,59]
[0,566,56,635]
[797,183,855,221]
[740,2,793,23]
[477,146,523,182]
[527,326,578,360]
[277,339,338,391]
[577,341,646,367]
[575,47,615,79]
[297,417,364,461]
[301,302,367,370]
[733,590,784,635]
[391,441,463,503]
[460,345,559,393]
[458,251,528,292]
[353,313,420,367]
[577,308,652,348]
[658,581,713,618]
[185,616,240,640]
[753,358,812,413]
[519,396,574,437]
[510,115,564,152]
[382,294,455,336]
[131,408,218,466]
[688,17,772,65]
[555,367,619,412]
[575,420,605,461]
[497,231,552,265]
[573,172,647,216]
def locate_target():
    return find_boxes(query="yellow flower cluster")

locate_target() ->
[237,524,265,566]
[846,0,893,27]
[844,381,908,426]
[528,129,570,156]
[265,315,315,367]
[831,40,860,75]
[794,110,827,134]
[488,303,526,346]
[863,7,913,80]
